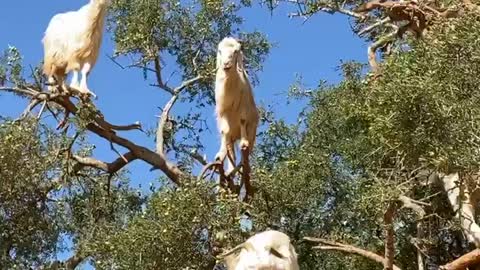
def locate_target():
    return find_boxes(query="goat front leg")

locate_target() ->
[69,70,80,90]
[239,119,249,152]
[79,63,97,99]
[226,141,236,175]
[215,132,229,163]
[215,117,230,162]
[442,172,480,247]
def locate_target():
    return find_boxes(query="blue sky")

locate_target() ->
[0,0,366,268]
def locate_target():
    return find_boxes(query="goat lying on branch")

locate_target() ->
[42,0,109,98]
[219,230,299,270]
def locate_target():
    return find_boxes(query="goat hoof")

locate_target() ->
[69,83,80,91]
[215,151,227,162]
[240,140,249,151]
[81,91,97,101]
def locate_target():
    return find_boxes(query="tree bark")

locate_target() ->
[441,249,480,270]
[384,202,397,270]
[304,237,402,270]
[441,173,480,247]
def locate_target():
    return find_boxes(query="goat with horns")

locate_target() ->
[42,0,109,98]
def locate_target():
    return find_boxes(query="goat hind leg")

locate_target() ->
[226,142,236,175]
[69,70,80,90]
[215,132,229,162]
[79,63,97,99]
[239,119,249,151]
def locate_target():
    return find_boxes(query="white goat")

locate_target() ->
[214,37,259,171]
[219,230,300,270]
[42,0,109,98]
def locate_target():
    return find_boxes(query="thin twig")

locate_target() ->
[37,101,47,119]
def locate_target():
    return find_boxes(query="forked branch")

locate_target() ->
[156,74,204,156]
[72,151,136,173]
[3,85,184,185]
[304,237,402,270]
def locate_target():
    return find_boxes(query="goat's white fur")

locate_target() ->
[42,0,109,98]
[220,230,300,270]
[214,37,259,171]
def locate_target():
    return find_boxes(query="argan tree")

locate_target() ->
[3,0,480,269]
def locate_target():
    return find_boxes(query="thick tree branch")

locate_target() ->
[304,237,402,270]
[52,99,183,184]
[384,202,397,270]
[368,30,398,73]
[3,85,184,185]
[441,249,480,270]
[86,122,183,184]
[72,151,136,173]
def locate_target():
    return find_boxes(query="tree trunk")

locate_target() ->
[384,202,397,270]
[441,173,480,247]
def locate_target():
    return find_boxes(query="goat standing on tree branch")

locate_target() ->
[214,37,259,175]
[42,0,109,99]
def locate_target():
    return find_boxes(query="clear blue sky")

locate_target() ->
[0,0,365,268]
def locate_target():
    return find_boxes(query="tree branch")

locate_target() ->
[156,75,204,156]
[286,0,366,19]
[398,195,426,270]
[398,195,426,217]
[368,29,399,73]
[384,202,397,270]
[154,56,175,95]
[86,122,183,184]
[304,237,402,270]
[8,86,184,185]
[157,94,179,156]
[72,151,136,173]
[441,249,480,270]
[358,17,392,36]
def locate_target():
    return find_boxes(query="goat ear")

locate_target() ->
[236,51,245,72]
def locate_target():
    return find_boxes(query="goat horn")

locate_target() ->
[217,243,245,259]
[269,247,287,259]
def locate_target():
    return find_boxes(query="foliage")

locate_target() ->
[0,46,25,88]
[89,182,247,270]
[0,119,63,268]
[249,12,480,269]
